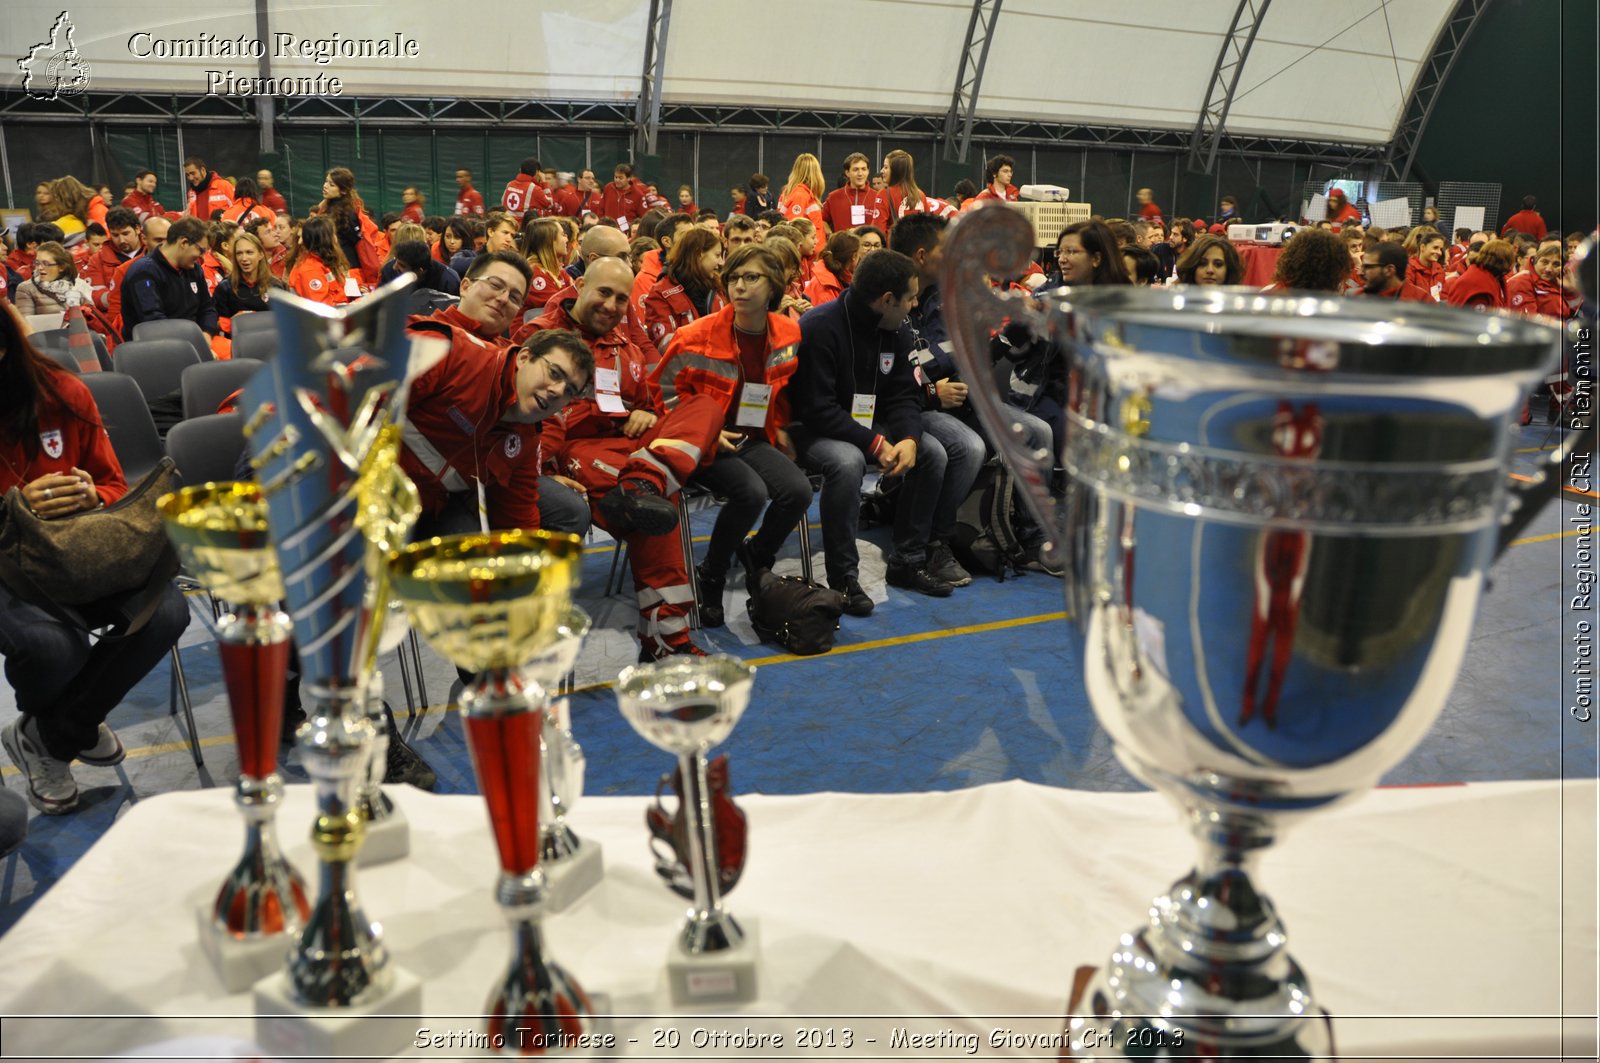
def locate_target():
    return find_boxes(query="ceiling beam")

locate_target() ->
[1382,0,1490,181]
[941,0,1004,164]
[633,0,673,157]
[1187,0,1272,175]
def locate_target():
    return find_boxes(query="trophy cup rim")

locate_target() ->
[157,481,273,548]
[390,529,584,598]
[615,653,756,701]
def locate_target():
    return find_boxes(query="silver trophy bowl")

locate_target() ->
[942,204,1570,1055]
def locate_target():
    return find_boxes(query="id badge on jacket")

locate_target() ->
[851,394,876,428]
[593,366,626,414]
[736,383,772,428]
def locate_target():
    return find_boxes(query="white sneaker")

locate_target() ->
[2,717,79,815]
[77,723,126,766]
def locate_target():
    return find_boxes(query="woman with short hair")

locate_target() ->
[1445,239,1515,310]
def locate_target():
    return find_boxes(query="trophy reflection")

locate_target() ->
[940,204,1570,1057]
[158,481,309,992]
[615,655,759,1004]
[392,530,597,1051]
[524,606,603,911]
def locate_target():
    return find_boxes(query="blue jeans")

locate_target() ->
[790,431,869,587]
[891,411,984,565]
[0,581,191,761]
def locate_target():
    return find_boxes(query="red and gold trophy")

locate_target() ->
[393,530,598,1053]
[158,481,310,992]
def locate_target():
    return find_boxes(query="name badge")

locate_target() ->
[344,275,361,297]
[851,393,876,428]
[850,203,867,226]
[736,383,772,428]
[593,366,626,413]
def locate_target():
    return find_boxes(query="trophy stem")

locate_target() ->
[287,682,393,1008]
[215,774,309,937]
[485,869,593,1050]
[678,751,744,954]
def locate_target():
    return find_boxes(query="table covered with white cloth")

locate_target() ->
[0,779,1593,1061]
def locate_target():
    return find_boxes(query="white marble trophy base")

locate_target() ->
[667,918,760,1005]
[355,800,410,867]
[194,907,292,994]
[253,966,423,1060]
[542,839,604,913]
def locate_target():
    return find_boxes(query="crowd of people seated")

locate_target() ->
[0,144,1590,822]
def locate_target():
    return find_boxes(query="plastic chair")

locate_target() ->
[76,371,203,766]
[230,322,279,362]
[113,339,200,405]
[28,327,70,350]
[229,311,277,343]
[166,412,246,486]
[40,345,81,374]
[180,359,261,420]
[408,288,459,317]
[131,318,212,364]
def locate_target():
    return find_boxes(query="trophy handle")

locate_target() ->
[942,203,1064,553]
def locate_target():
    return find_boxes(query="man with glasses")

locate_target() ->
[523,256,727,661]
[403,250,596,538]
[1359,243,1429,302]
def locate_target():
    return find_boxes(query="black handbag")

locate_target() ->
[744,568,844,656]
[0,458,181,633]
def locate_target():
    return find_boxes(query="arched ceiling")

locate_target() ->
[6,0,1458,146]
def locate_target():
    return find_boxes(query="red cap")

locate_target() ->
[1209,223,1227,235]
[1328,188,1346,202]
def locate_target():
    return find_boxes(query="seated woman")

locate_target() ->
[0,304,190,814]
[287,215,351,306]
[212,229,286,330]
[1174,233,1244,286]
[653,245,812,627]
[10,241,92,316]
[805,231,861,306]
[642,227,726,352]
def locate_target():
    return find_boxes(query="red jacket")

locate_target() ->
[641,273,726,352]
[1365,281,1431,302]
[600,183,644,225]
[400,202,425,224]
[1444,265,1505,310]
[221,199,275,227]
[821,186,889,234]
[261,188,289,214]
[779,185,826,251]
[630,249,666,325]
[886,187,958,223]
[554,185,598,218]
[522,299,657,466]
[6,248,34,282]
[83,243,135,312]
[288,253,348,306]
[501,172,553,222]
[804,261,844,306]
[1407,256,1446,301]
[1501,209,1546,240]
[121,190,165,224]
[187,173,235,220]
[0,369,128,505]
[1505,271,1572,319]
[402,306,545,530]
[1322,198,1361,231]
[520,263,567,320]
[651,305,801,446]
[455,186,485,216]
[1138,201,1164,223]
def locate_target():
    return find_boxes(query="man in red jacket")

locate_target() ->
[82,207,141,319]
[555,169,601,217]
[822,153,889,235]
[527,256,725,660]
[183,157,234,220]
[501,157,553,222]
[1360,244,1429,301]
[601,165,645,228]
[121,170,165,223]
[402,251,595,538]
[455,169,485,216]
[256,169,289,215]
[1501,196,1547,241]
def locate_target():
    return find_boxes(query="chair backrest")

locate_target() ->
[113,338,201,401]
[24,312,65,332]
[231,327,278,363]
[180,359,262,420]
[80,372,166,483]
[408,288,459,317]
[28,327,70,350]
[40,345,81,374]
[165,412,246,487]
[230,310,279,347]
[131,318,212,363]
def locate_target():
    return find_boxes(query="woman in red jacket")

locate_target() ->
[882,150,958,223]
[778,154,827,253]
[0,304,189,815]
[642,227,726,352]
[1404,227,1448,301]
[804,230,860,306]
[1320,188,1362,232]
[1505,242,1575,320]
[650,244,810,627]
[287,215,351,306]
[520,217,570,316]
[1445,239,1514,310]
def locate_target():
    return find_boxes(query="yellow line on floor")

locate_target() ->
[1510,527,1589,547]
[583,520,823,556]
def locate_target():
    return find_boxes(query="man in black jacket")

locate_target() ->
[790,249,969,614]
[119,216,217,341]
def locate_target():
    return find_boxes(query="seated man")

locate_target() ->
[404,250,594,537]
[119,216,218,341]
[523,257,725,661]
[789,249,971,614]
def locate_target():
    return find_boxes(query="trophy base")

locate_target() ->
[253,966,423,1060]
[542,839,604,913]
[195,907,294,994]
[355,798,410,867]
[667,917,760,1005]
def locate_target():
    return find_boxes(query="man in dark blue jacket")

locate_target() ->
[119,216,217,341]
[790,249,967,614]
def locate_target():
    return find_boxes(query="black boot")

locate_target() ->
[737,538,776,576]
[695,562,727,628]
[382,701,437,791]
[597,478,679,536]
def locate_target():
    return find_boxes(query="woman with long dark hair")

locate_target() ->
[642,227,726,351]
[316,167,385,289]
[1053,220,1133,286]
[882,150,958,224]
[11,241,92,316]
[288,214,351,306]
[1174,233,1244,285]
[0,303,189,814]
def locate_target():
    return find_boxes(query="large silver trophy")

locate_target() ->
[241,279,428,1058]
[616,656,760,1004]
[942,205,1570,1056]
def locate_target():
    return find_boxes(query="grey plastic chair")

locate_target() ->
[229,311,279,349]
[180,359,261,420]
[165,412,246,486]
[112,339,200,405]
[131,318,212,364]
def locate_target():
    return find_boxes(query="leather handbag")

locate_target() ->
[745,567,844,656]
[0,458,181,617]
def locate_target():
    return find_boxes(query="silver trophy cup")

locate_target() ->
[942,204,1569,1055]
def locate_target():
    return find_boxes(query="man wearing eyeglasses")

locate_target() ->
[522,255,728,661]
[403,250,596,540]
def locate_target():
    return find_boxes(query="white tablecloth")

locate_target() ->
[0,779,1594,1061]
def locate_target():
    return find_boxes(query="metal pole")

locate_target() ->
[0,123,13,209]
[692,131,701,207]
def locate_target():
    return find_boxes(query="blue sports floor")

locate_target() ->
[0,425,1591,936]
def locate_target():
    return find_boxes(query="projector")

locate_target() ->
[1019,184,1071,202]
[1228,222,1296,245]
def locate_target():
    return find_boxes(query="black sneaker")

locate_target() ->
[927,543,972,588]
[1021,541,1065,577]
[695,563,727,628]
[383,703,437,791]
[597,478,679,537]
[831,577,874,617]
[885,561,955,598]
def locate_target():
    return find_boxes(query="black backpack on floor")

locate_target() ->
[950,461,1029,580]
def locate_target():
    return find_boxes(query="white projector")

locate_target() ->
[1228,222,1297,245]
[1020,184,1071,202]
